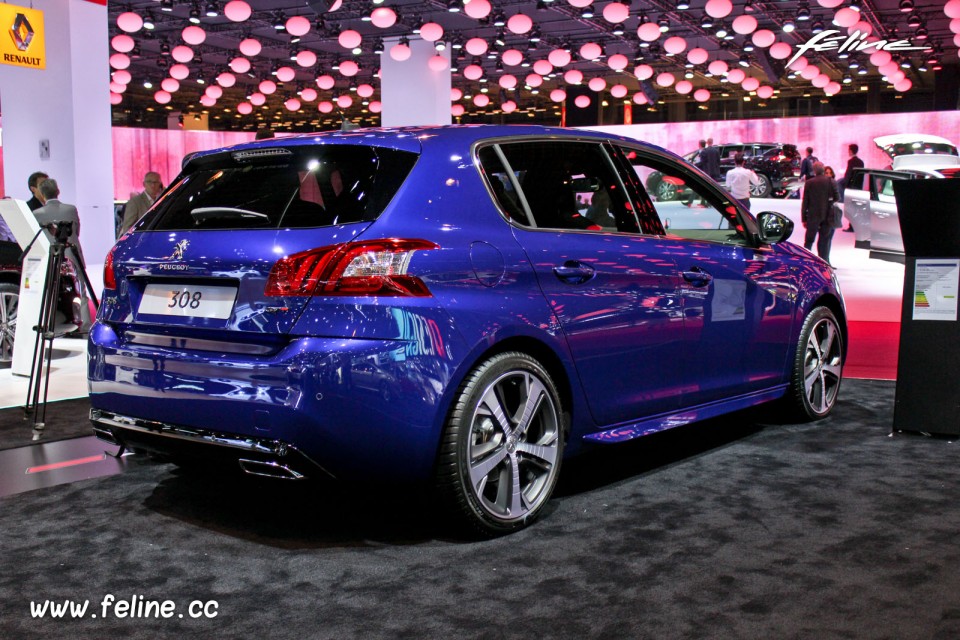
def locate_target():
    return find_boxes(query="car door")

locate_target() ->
[842,169,872,247]
[869,172,910,254]
[611,144,796,407]
[477,139,685,427]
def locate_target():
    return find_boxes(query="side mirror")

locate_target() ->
[757,211,794,244]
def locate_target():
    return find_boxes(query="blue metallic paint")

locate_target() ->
[88,125,845,484]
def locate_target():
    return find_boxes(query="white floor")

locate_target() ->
[0,337,89,409]
[0,201,905,410]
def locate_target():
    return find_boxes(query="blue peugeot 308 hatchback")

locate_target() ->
[89,125,845,535]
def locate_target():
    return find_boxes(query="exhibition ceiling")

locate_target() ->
[105,0,960,130]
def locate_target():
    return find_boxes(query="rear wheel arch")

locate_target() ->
[432,335,577,463]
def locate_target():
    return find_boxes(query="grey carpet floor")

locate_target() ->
[1,379,958,639]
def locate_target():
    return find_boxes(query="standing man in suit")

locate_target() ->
[33,179,90,328]
[700,137,722,182]
[801,162,840,265]
[26,171,49,211]
[119,171,163,236]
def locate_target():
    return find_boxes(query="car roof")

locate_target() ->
[184,124,675,164]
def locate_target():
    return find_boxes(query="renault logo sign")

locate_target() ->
[0,5,45,69]
[10,13,34,51]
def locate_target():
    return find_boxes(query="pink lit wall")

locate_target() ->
[111,127,254,199]
[588,110,960,174]
[3,112,958,203]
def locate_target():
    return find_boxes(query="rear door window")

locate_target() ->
[477,140,641,233]
[144,146,417,231]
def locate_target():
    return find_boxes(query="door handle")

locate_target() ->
[553,261,595,284]
[682,266,713,287]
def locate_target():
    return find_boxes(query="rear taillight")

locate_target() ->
[103,247,117,290]
[265,239,439,297]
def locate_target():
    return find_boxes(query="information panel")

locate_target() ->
[912,259,960,322]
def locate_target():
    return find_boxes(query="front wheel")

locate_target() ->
[435,352,565,536]
[786,306,843,421]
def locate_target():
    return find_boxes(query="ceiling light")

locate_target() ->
[530,27,541,42]
[915,27,928,40]
[857,67,868,75]
[676,0,689,10]
[716,21,728,38]
[743,42,755,52]
[580,6,594,18]
[205,2,219,17]
[898,0,914,11]
[811,19,825,33]
[782,19,795,33]
[842,75,852,84]
[700,14,713,29]
[900,59,912,69]
[907,12,922,28]
[447,0,460,12]
[848,0,860,11]
[273,12,285,30]
[848,59,859,69]
[160,0,173,12]
[143,79,153,89]
[739,53,750,67]
[797,4,811,21]
[143,12,155,29]
[188,6,201,24]
[743,0,754,13]
[658,17,669,32]
[493,11,506,27]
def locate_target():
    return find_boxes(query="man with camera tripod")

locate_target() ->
[32,179,91,331]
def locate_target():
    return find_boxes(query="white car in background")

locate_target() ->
[843,134,960,261]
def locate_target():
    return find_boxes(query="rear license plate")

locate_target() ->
[138,284,237,320]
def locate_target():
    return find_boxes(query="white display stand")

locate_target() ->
[0,199,52,377]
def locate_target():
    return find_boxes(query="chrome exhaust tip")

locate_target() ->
[237,458,305,480]
[92,426,120,446]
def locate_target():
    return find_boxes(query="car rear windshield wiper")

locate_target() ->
[190,207,270,222]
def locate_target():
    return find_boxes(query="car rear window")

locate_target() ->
[143,145,417,231]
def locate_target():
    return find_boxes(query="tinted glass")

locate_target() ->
[145,146,417,231]
[618,147,751,246]
[482,141,640,233]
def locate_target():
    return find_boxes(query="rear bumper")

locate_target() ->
[87,320,460,482]
[91,409,331,480]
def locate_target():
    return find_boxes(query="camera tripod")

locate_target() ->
[19,223,99,437]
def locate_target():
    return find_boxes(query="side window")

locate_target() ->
[479,140,640,233]
[617,146,752,246]
[873,175,899,203]
[847,170,867,192]
[720,145,744,161]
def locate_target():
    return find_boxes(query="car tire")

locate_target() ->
[0,282,18,363]
[435,352,565,536]
[785,306,843,421]
[751,174,772,199]
[656,180,678,202]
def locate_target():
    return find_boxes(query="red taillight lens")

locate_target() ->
[265,239,439,297]
[103,247,117,290]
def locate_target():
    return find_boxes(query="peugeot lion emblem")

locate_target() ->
[167,240,189,261]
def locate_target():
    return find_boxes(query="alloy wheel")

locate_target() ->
[802,316,842,415]
[467,369,561,522]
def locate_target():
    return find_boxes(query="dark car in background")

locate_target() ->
[645,142,801,200]
[88,125,845,536]
[0,240,84,362]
